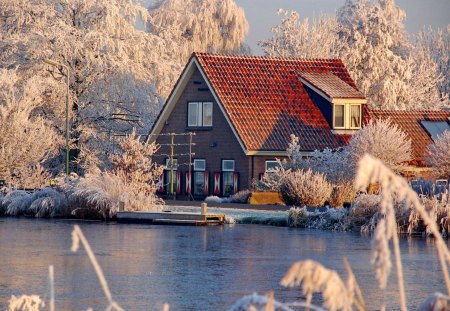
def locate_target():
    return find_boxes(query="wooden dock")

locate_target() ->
[116,211,225,226]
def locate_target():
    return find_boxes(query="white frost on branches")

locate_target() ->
[349,118,412,170]
[260,0,446,110]
[428,130,450,178]
[259,9,341,59]
[0,69,60,186]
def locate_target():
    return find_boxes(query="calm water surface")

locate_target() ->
[0,218,446,310]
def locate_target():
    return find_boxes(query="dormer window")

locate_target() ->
[333,103,362,130]
[188,102,213,127]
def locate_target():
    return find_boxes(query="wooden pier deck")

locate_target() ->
[116,211,225,226]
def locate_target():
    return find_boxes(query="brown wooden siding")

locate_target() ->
[155,68,249,197]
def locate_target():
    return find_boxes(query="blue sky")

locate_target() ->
[235,0,450,55]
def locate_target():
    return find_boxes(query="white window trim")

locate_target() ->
[333,103,362,130]
[350,104,362,129]
[333,104,346,129]
[222,160,235,172]
[265,160,279,172]
[188,101,213,127]
[193,159,206,171]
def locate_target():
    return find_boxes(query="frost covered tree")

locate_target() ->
[0,0,248,174]
[349,118,412,170]
[259,9,341,59]
[415,26,450,101]
[428,130,450,178]
[260,0,446,110]
[0,69,60,187]
[337,0,443,110]
[149,0,249,61]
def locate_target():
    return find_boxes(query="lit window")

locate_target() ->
[188,102,213,127]
[334,104,345,128]
[265,160,280,172]
[222,160,235,172]
[203,102,213,126]
[351,105,361,128]
[193,159,206,171]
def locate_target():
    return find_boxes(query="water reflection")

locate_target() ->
[0,218,447,310]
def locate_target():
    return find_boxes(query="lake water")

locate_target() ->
[0,217,447,310]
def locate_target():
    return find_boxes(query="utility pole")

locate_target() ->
[188,132,194,201]
[170,133,175,199]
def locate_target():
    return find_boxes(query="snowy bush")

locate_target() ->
[279,169,333,207]
[2,190,33,216]
[288,206,348,230]
[330,181,356,208]
[344,194,382,232]
[228,190,251,203]
[349,119,412,171]
[28,188,70,218]
[428,130,450,178]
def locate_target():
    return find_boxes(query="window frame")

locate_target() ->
[165,158,178,170]
[265,160,280,172]
[193,159,206,171]
[187,101,213,128]
[350,104,362,129]
[333,104,346,129]
[222,160,235,172]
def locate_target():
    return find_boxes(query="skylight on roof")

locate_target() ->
[420,121,450,140]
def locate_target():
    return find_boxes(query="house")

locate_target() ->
[147,52,367,199]
[368,110,450,179]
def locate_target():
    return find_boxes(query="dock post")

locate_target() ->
[119,201,125,212]
[201,203,208,215]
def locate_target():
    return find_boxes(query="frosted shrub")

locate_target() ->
[349,119,412,171]
[3,190,33,216]
[228,190,251,203]
[71,132,164,218]
[330,181,356,208]
[280,169,332,207]
[428,130,450,177]
[287,207,308,227]
[344,194,382,232]
[28,188,69,218]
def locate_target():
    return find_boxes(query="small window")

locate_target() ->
[334,104,345,128]
[222,160,235,172]
[350,105,361,128]
[165,158,178,170]
[194,159,206,171]
[265,160,280,172]
[188,102,213,127]
[203,102,213,126]
[188,102,199,127]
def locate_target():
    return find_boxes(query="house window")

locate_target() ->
[350,105,361,128]
[188,102,213,127]
[334,104,345,128]
[222,160,235,196]
[333,104,362,129]
[165,158,178,170]
[222,160,235,172]
[193,159,206,171]
[265,160,280,172]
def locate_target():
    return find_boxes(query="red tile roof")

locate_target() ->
[299,71,365,99]
[369,110,450,165]
[194,53,362,151]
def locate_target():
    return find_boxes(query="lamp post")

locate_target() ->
[43,58,70,176]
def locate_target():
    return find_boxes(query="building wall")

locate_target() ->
[155,67,250,198]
